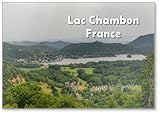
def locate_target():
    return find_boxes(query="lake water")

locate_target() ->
[49,54,146,65]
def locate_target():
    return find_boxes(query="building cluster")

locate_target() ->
[90,85,114,92]
[15,55,63,64]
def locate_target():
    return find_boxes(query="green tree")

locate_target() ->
[89,76,102,86]
[3,82,42,108]
[140,53,154,108]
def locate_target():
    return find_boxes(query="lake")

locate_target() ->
[48,54,146,65]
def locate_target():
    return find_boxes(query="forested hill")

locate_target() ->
[3,62,25,89]
[39,41,71,49]
[3,42,58,61]
[128,34,154,54]
[3,33,154,61]
[60,41,136,58]
[60,34,154,58]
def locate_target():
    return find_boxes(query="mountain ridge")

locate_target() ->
[3,33,154,61]
[9,41,72,49]
[128,34,154,54]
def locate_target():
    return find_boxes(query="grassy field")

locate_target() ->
[18,67,42,71]
[61,67,78,76]
[80,68,94,75]
[18,65,48,71]
[61,67,94,76]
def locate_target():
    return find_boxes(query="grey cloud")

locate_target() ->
[3,3,155,43]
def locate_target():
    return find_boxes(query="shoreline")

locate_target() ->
[44,54,146,65]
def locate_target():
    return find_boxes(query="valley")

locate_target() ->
[2,33,154,108]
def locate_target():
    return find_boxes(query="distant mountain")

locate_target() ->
[3,34,154,61]
[60,41,136,58]
[10,41,39,46]
[39,41,71,49]
[60,34,154,58]
[128,34,154,54]
[10,41,72,49]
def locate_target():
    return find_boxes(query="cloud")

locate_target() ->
[3,3,154,43]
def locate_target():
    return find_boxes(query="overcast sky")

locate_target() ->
[3,3,155,43]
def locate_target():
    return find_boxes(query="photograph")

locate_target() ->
[2,2,155,109]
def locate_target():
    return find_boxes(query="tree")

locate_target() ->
[55,95,85,108]
[89,76,102,86]
[140,53,154,108]
[77,69,88,80]
[49,65,60,70]
[4,82,42,108]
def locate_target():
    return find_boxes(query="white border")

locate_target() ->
[0,0,159,114]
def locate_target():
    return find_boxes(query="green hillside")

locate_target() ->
[3,42,58,61]
[129,34,154,54]
[60,41,136,58]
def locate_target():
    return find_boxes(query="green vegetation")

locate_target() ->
[3,42,58,62]
[127,85,141,92]
[40,82,53,95]
[3,53,154,108]
[2,34,154,108]
[61,42,136,58]
[140,53,154,107]
[61,67,94,76]
[3,82,90,108]
[3,34,154,62]
[128,34,154,54]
